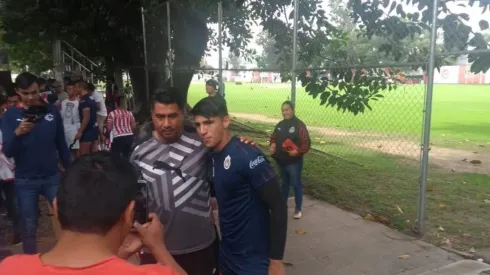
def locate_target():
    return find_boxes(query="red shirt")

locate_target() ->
[0,254,179,275]
[107,109,135,138]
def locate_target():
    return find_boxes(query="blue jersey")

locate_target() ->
[212,136,276,275]
[78,94,98,133]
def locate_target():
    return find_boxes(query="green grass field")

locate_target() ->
[189,83,490,149]
[189,82,490,252]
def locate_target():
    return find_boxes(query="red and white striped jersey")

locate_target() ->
[107,109,135,138]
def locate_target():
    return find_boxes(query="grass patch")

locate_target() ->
[190,81,490,251]
[229,120,490,251]
[189,82,490,149]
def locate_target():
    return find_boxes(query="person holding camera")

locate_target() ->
[1,72,71,254]
[0,151,186,275]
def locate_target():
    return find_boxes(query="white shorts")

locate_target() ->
[65,128,79,150]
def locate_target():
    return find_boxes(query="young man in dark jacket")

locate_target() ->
[1,72,71,254]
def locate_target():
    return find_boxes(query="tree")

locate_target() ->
[255,31,279,69]
[0,29,52,74]
[1,0,488,118]
[227,52,243,69]
[347,0,490,73]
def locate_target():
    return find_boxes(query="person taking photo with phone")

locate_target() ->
[0,151,186,275]
[1,72,71,254]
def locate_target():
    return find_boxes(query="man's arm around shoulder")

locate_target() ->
[246,152,288,275]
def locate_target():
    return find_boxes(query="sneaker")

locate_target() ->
[11,233,22,246]
[293,211,302,219]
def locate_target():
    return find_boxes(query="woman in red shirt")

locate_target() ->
[106,96,136,159]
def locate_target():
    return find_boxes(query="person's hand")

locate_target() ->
[14,120,34,136]
[58,163,65,174]
[75,131,82,141]
[118,233,144,259]
[270,143,276,155]
[269,260,286,275]
[239,136,256,147]
[133,213,164,251]
[287,149,299,157]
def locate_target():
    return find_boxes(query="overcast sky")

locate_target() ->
[204,0,489,68]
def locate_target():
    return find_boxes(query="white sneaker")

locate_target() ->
[293,211,302,219]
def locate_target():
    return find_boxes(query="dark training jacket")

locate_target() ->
[270,116,311,166]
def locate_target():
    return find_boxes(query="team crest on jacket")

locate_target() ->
[289,126,295,133]
[224,155,231,170]
[45,113,54,122]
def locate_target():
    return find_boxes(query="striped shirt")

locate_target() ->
[107,109,135,138]
[130,130,216,255]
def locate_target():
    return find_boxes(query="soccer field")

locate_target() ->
[189,83,490,148]
[189,82,490,249]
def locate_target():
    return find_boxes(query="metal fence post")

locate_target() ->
[291,0,299,106]
[218,1,223,95]
[141,7,150,108]
[167,2,173,87]
[417,0,439,235]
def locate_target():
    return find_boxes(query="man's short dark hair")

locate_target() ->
[87,83,96,92]
[37,78,46,85]
[206,79,219,90]
[15,72,38,89]
[65,81,75,87]
[191,96,228,118]
[56,151,139,234]
[0,93,7,105]
[76,79,88,90]
[152,88,185,110]
[7,91,19,98]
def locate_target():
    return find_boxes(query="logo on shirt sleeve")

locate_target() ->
[249,155,265,169]
[224,155,231,170]
[45,113,54,122]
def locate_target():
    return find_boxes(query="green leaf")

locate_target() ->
[459,13,470,21]
[479,20,489,30]
[320,92,330,105]
[389,2,397,13]
[383,0,390,8]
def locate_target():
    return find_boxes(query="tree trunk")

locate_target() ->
[127,6,209,122]
[114,67,124,94]
[171,7,209,101]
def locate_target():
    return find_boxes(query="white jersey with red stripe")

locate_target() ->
[107,109,134,138]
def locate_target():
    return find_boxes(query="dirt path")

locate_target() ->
[231,113,490,174]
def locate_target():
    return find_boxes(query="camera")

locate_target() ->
[22,105,48,123]
[134,177,148,225]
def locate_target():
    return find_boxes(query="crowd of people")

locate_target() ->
[0,72,311,275]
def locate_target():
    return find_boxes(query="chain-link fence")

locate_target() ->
[135,0,490,252]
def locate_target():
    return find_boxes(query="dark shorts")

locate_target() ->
[80,127,99,143]
[110,135,134,159]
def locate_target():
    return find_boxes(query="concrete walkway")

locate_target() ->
[7,196,490,274]
[284,197,463,275]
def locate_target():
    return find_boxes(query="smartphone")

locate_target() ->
[134,179,148,225]
[22,113,40,123]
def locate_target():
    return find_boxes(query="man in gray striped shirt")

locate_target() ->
[130,89,218,274]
